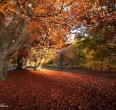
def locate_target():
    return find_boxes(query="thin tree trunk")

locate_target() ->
[107,56,111,71]
[17,54,23,69]
[100,59,104,71]
[38,57,45,70]
[60,52,64,68]
[34,57,45,70]
[34,60,38,71]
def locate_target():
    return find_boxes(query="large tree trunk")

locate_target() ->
[3,56,10,79]
[0,55,6,80]
[0,54,10,80]
[0,11,29,80]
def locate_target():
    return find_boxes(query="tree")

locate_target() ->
[80,0,116,71]
[0,4,30,80]
[0,0,80,80]
[26,29,66,70]
[1,0,114,80]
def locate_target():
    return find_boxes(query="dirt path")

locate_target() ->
[0,69,115,110]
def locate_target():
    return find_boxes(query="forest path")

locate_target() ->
[0,69,115,110]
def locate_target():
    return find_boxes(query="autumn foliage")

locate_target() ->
[0,69,115,110]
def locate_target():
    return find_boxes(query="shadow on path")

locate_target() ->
[43,66,116,80]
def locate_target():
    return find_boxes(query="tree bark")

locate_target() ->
[3,56,10,79]
[34,57,45,70]
[0,54,10,80]
[0,11,29,80]
[17,54,23,70]
[38,57,45,70]
[0,55,6,80]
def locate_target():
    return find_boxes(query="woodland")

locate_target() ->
[0,0,116,110]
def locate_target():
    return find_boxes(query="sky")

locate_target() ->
[66,25,88,43]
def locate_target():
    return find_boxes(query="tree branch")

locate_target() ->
[7,17,30,55]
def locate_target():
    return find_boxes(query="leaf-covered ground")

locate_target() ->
[0,69,115,110]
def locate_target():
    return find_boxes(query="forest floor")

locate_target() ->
[0,68,115,110]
